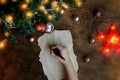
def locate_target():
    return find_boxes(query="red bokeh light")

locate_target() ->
[97,23,120,56]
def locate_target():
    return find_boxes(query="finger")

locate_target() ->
[55,45,63,51]
[50,49,57,57]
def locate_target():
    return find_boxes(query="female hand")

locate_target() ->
[50,45,71,65]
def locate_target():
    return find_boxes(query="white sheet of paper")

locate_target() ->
[38,30,79,80]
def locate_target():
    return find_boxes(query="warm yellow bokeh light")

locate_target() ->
[20,3,28,10]
[43,0,49,4]
[4,32,9,37]
[60,9,64,14]
[12,0,17,2]
[0,39,7,50]
[75,0,82,7]
[25,10,33,18]
[0,18,2,24]
[38,5,46,11]
[47,14,53,21]
[61,2,69,9]
[25,0,32,4]
[43,10,48,14]
[6,14,14,23]
[0,0,7,5]
[55,6,61,13]
[51,1,58,8]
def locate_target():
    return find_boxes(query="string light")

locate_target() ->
[12,0,17,2]
[55,6,61,13]
[47,14,53,21]
[61,9,64,14]
[42,0,49,4]
[75,0,82,7]
[38,5,46,11]
[61,2,69,9]
[4,31,10,37]
[0,39,7,50]
[6,14,14,23]
[20,3,28,10]
[25,0,32,4]
[97,23,120,55]
[51,1,58,8]
[0,0,7,5]
[25,10,33,18]
[43,10,48,14]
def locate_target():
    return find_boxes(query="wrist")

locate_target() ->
[63,60,72,67]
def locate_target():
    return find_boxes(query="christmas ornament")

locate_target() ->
[35,22,46,32]
[97,23,120,55]
[83,55,91,63]
[45,22,54,33]
[35,22,54,33]
[0,0,86,42]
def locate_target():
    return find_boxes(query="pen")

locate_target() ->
[51,48,65,61]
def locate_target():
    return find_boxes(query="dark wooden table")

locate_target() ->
[1,0,120,80]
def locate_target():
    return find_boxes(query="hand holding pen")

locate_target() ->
[49,45,71,65]
[49,45,79,80]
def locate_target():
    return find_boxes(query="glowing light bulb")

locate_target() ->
[55,6,61,13]
[110,24,116,30]
[75,0,82,7]
[0,0,7,5]
[25,0,32,3]
[38,5,46,11]
[4,31,9,37]
[12,0,17,2]
[109,36,119,44]
[103,48,110,56]
[51,1,58,8]
[6,14,14,23]
[61,2,69,9]
[43,10,48,14]
[20,3,28,10]
[61,9,64,14]
[47,14,53,21]
[25,10,33,18]
[98,32,104,39]
[43,0,49,4]
[0,39,7,50]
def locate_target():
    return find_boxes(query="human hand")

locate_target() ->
[49,45,71,65]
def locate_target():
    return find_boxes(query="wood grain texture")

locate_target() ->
[1,0,120,80]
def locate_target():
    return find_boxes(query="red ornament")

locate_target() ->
[97,23,120,56]
[35,23,46,32]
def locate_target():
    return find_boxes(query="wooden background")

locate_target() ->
[1,0,120,80]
